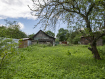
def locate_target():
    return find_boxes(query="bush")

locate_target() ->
[98,47,105,59]
[0,37,18,68]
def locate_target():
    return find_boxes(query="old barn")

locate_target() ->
[32,30,55,45]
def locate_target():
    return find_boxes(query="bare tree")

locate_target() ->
[29,0,105,59]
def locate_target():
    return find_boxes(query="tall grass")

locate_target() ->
[0,45,105,79]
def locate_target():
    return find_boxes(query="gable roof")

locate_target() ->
[32,30,55,39]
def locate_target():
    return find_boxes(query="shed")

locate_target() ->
[19,38,32,48]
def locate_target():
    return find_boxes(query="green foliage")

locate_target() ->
[34,44,52,48]
[102,36,105,44]
[56,28,68,41]
[67,30,81,44]
[55,38,59,45]
[67,50,71,56]
[0,37,18,68]
[0,45,105,79]
[98,46,105,59]
[28,33,35,39]
[0,26,7,37]
[0,20,27,39]
[55,38,59,42]
[31,0,104,33]
[6,25,27,39]
[45,30,55,37]
[72,35,80,44]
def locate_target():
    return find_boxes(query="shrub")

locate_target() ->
[0,37,18,68]
[98,47,105,59]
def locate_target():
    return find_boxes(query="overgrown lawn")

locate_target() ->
[0,45,105,79]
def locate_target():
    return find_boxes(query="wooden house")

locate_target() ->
[80,36,103,46]
[32,30,55,45]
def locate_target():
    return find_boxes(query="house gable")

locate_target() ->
[32,30,55,45]
[33,30,55,41]
[33,31,49,40]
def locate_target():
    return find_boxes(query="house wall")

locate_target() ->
[80,37,90,45]
[27,40,32,46]
[34,31,49,40]
[38,41,51,44]
[80,37,103,46]
[97,39,103,46]
[33,31,55,46]
[31,41,37,45]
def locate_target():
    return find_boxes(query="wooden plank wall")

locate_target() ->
[19,40,28,48]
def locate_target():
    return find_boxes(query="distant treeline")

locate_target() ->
[0,21,27,39]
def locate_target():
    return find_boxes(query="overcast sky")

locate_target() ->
[0,0,67,36]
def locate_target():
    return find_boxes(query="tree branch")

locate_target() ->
[86,3,95,17]
[61,4,85,19]
[92,31,105,45]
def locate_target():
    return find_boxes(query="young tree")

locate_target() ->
[30,0,105,59]
[45,30,55,37]
[0,37,18,68]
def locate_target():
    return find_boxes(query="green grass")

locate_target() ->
[0,45,105,79]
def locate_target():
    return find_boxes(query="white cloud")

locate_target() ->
[0,22,24,30]
[18,22,24,29]
[0,0,37,20]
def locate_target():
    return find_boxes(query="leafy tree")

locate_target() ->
[0,26,7,37]
[0,20,27,39]
[56,28,68,41]
[68,30,81,44]
[72,35,80,44]
[28,33,35,39]
[30,0,105,59]
[45,30,55,37]
[6,27,27,39]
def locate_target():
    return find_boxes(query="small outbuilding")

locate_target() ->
[19,38,32,48]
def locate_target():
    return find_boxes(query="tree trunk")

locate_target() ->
[88,38,101,60]
[91,45,101,59]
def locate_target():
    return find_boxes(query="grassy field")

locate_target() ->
[0,44,105,79]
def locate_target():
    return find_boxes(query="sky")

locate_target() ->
[0,0,67,37]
